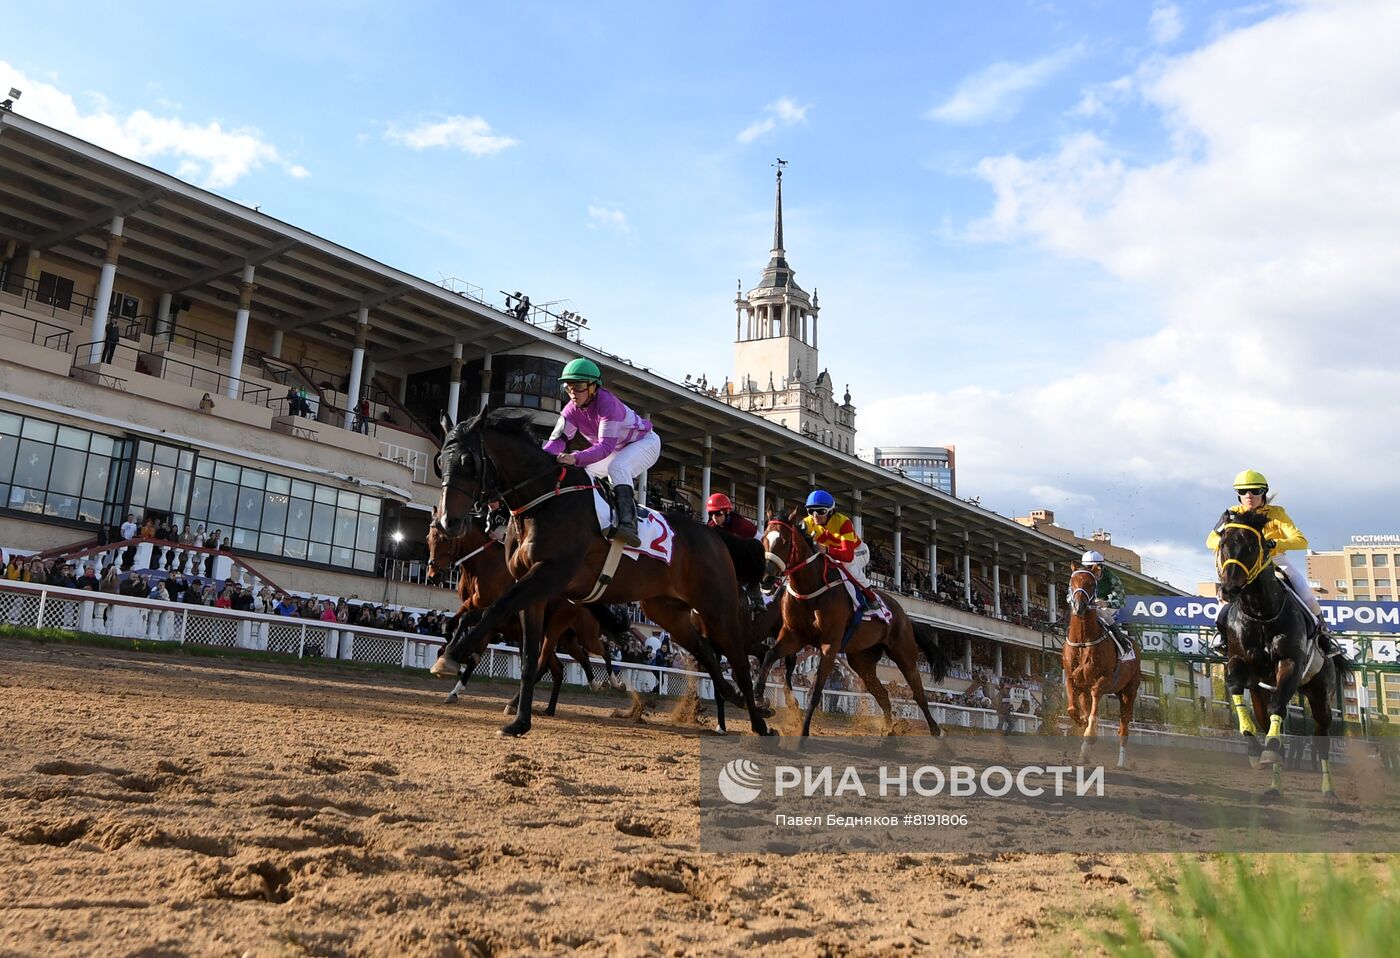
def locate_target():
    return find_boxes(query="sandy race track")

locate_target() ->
[0,639,1153,956]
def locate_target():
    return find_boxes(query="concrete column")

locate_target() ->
[270,328,283,359]
[89,215,125,363]
[446,342,464,423]
[1047,562,1058,624]
[678,464,687,485]
[927,520,937,591]
[638,410,649,506]
[963,637,973,673]
[224,264,256,398]
[1021,570,1030,615]
[729,478,737,500]
[23,248,43,286]
[700,435,712,514]
[962,532,972,605]
[479,351,493,413]
[992,542,1002,617]
[344,306,370,429]
[892,505,903,588]
[756,454,767,521]
[154,292,173,340]
[994,643,1003,680]
[850,489,862,538]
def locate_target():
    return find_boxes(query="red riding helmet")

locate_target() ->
[706,493,733,513]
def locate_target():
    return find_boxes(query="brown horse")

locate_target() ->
[1062,566,1141,766]
[756,509,950,737]
[432,409,770,737]
[425,513,623,715]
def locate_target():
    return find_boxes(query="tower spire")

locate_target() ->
[772,158,787,254]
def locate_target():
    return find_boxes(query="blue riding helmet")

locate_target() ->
[805,490,836,509]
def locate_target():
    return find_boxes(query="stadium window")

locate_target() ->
[35,271,74,310]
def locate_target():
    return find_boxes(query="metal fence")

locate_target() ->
[0,579,1043,731]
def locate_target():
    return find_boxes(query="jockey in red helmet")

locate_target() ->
[705,493,759,539]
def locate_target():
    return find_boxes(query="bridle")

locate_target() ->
[1064,568,1110,648]
[763,518,840,601]
[1216,522,1273,589]
[438,424,594,524]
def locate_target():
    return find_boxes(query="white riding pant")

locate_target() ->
[1092,600,1120,631]
[1274,557,1324,618]
[582,430,660,489]
[835,542,872,588]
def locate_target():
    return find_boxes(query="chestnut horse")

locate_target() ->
[756,509,950,737]
[432,408,770,738]
[1214,508,1338,801]
[425,515,624,715]
[1063,566,1141,766]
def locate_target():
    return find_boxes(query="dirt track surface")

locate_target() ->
[0,639,1149,956]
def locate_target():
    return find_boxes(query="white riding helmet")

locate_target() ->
[1081,550,1105,565]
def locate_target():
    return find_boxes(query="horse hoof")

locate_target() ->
[498,720,531,738]
[1322,789,1339,805]
[1248,754,1262,770]
[430,656,460,678]
[1260,749,1282,767]
[503,704,518,716]
[712,723,727,736]
[1262,787,1281,800]
[1116,757,1129,770]
[444,693,459,704]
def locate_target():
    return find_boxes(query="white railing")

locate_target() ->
[378,441,431,484]
[0,579,1042,731]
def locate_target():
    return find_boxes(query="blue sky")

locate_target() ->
[6,1,1400,590]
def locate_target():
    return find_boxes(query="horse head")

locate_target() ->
[1215,508,1271,600]
[761,507,817,585]
[435,408,493,536]
[1068,567,1098,617]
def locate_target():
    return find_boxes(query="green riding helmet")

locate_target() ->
[559,358,602,384]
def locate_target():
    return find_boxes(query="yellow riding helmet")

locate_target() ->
[1232,469,1269,490]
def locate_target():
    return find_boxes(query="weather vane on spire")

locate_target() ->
[773,157,787,180]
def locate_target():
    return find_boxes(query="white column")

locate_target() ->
[927,521,938,591]
[756,454,767,521]
[479,351,493,414]
[638,409,649,506]
[700,435,713,512]
[1021,570,1030,615]
[225,264,256,398]
[396,375,407,404]
[1047,562,1058,624]
[270,327,284,359]
[154,291,173,340]
[89,215,125,364]
[892,505,903,588]
[344,306,370,429]
[994,643,1003,680]
[992,542,1002,617]
[851,489,862,538]
[445,342,464,423]
[962,532,972,605]
[963,638,973,672]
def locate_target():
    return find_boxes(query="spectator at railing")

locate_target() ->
[140,515,156,539]
[274,594,299,616]
[76,565,99,591]
[100,565,120,594]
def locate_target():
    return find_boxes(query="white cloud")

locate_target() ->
[928,45,1084,124]
[385,115,517,155]
[1150,2,1184,45]
[874,0,1400,590]
[0,61,307,188]
[587,204,628,231]
[737,96,810,143]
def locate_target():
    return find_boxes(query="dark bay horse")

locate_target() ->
[425,515,623,714]
[1215,508,1338,801]
[433,408,770,737]
[756,509,950,737]
[1063,566,1141,767]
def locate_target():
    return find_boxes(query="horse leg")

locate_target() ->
[445,652,482,704]
[757,626,806,708]
[1226,657,1264,769]
[1080,673,1112,763]
[641,596,732,734]
[1261,657,1301,769]
[543,655,563,717]
[800,640,843,738]
[846,645,896,735]
[882,622,944,739]
[1302,664,1338,804]
[1115,669,1140,769]
[501,600,548,737]
[1063,664,1083,730]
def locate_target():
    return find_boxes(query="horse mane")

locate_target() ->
[1224,507,1269,533]
[483,408,538,438]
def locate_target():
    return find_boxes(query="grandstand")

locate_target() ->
[0,110,1185,692]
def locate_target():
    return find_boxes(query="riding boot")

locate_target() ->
[612,483,642,548]
[742,580,767,616]
[1315,619,1345,658]
[1211,604,1230,657]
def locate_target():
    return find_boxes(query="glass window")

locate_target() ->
[314,485,336,505]
[259,532,284,555]
[78,499,102,523]
[267,475,290,495]
[10,486,44,513]
[209,481,237,525]
[153,443,178,468]
[82,453,111,499]
[0,411,20,438]
[310,501,335,543]
[353,550,374,572]
[286,498,312,540]
[0,433,16,485]
[331,545,354,568]
[337,489,359,511]
[12,440,53,489]
[291,479,314,500]
[189,477,211,520]
[21,419,57,443]
[56,426,89,450]
[1354,579,1369,589]
[235,486,263,527]
[1351,553,1368,567]
[214,462,240,483]
[307,542,331,564]
[332,507,357,548]
[44,493,79,520]
[47,447,85,497]
[1376,579,1391,589]
[195,458,213,478]
[1374,554,1389,567]
[178,449,195,470]
[282,538,307,561]
[262,492,289,535]
[240,468,266,490]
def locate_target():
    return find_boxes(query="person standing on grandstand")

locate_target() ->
[542,357,659,548]
[1076,550,1132,657]
[800,489,882,612]
[1206,469,1340,656]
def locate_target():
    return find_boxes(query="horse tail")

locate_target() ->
[912,622,949,683]
[715,531,766,586]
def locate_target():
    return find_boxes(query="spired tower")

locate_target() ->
[721,164,856,453]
